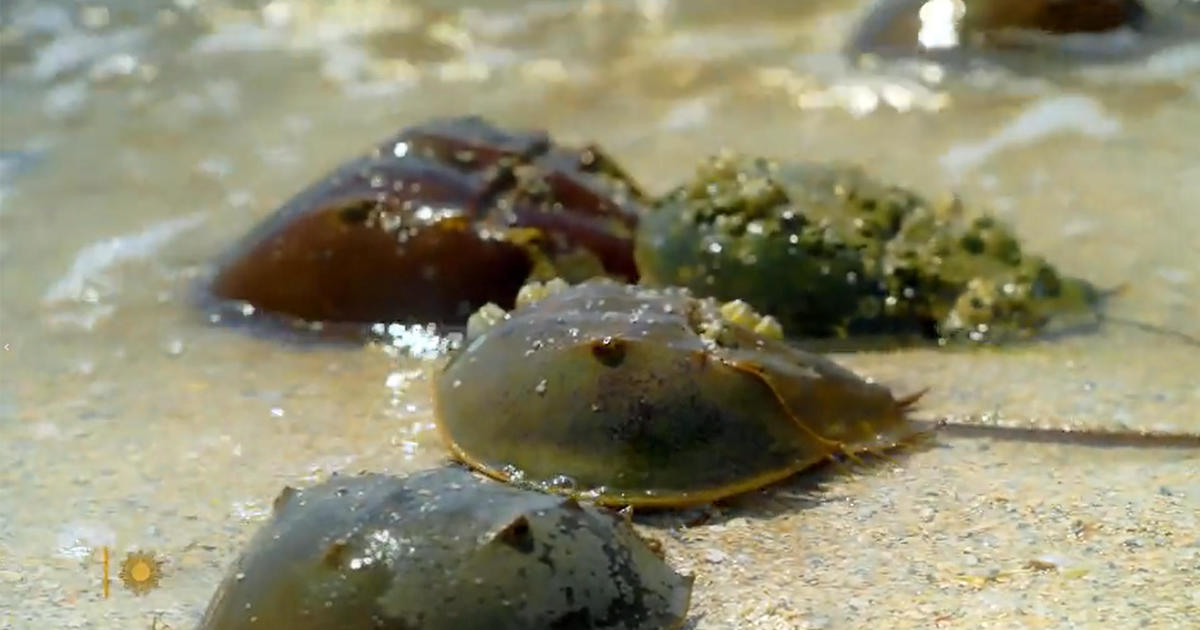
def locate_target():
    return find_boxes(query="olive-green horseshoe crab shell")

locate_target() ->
[434,279,923,508]
[198,466,692,630]
[634,153,1101,343]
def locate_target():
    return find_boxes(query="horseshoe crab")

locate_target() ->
[847,0,1149,58]
[199,466,693,630]
[434,279,925,508]
[208,116,644,326]
[207,116,1105,346]
[634,153,1102,343]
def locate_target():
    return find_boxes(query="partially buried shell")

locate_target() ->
[846,0,1149,58]
[198,466,692,630]
[208,116,644,327]
[435,279,924,508]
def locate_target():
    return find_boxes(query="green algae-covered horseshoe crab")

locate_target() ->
[205,116,1106,347]
[199,465,693,630]
[634,153,1102,343]
[434,278,925,509]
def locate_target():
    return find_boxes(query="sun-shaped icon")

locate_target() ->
[119,550,164,595]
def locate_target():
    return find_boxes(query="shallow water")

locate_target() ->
[1,1,1198,628]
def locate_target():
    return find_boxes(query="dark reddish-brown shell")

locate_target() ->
[209,116,644,326]
[434,280,924,508]
[847,0,1148,57]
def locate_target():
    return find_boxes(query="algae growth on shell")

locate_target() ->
[634,152,1102,344]
[436,279,924,508]
[199,465,693,630]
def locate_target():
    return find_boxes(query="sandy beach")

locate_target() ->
[1,1,1197,628]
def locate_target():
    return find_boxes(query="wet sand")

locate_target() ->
[1,1,1198,628]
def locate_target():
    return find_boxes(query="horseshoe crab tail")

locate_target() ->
[896,387,929,411]
[929,420,1200,449]
[1099,314,1200,349]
